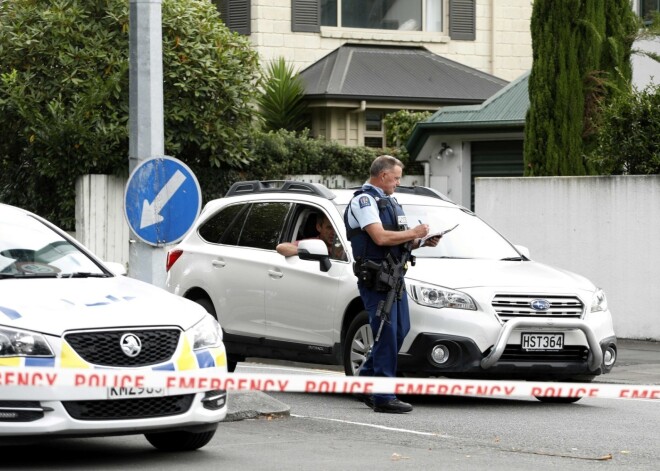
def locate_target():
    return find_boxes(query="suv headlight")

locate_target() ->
[187,315,223,350]
[0,326,54,357]
[590,288,608,313]
[408,283,476,310]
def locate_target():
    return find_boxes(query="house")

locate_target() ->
[212,0,533,147]
[297,43,507,148]
[406,71,528,209]
[406,1,659,209]
[212,0,657,203]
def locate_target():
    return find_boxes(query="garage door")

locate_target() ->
[470,140,524,210]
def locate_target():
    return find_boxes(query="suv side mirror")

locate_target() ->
[297,239,332,272]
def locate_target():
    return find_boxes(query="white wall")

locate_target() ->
[290,174,423,188]
[75,175,130,268]
[76,173,659,339]
[632,37,660,90]
[475,176,660,340]
[74,173,424,270]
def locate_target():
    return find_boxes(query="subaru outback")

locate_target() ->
[165,180,617,403]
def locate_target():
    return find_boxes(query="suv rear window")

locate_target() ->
[240,202,290,250]
[198,203,248,245]
[198,202,290,250]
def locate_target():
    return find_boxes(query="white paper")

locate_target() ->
[420,224,459,246]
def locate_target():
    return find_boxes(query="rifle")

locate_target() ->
[374,242,414,343]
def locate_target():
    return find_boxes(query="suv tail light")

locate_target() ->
[166,249,183,272]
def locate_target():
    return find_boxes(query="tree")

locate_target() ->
[583,0,638,142]
[0,0,259,229]
[589,84,660,174]
[257,57,308,133]
[383,110,429,175]
[524,0,584,176]
[524,0,638,176]
[384,110,432,148]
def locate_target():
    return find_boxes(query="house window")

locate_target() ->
[364,111,386,148]
[364,137,384,148]
[321,0,443,32]
[365,111,383,132]
[299,0,475,39]
[639,0,660,22]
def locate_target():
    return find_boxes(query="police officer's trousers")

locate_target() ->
[358,283,411,405]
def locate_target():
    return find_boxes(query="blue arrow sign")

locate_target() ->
[124,156,201,246]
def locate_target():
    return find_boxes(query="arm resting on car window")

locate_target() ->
[276,242,299,257]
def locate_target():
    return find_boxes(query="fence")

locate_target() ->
[75,173,659,340]
[74,173,423,269]
[75,174,130,268]
[475,175,660,341]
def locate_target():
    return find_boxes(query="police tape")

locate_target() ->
[0,367,659,401]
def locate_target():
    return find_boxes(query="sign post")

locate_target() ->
[128,0,166,285]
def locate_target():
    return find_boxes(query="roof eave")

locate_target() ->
[406,120,525,157]
[303,94,485,106]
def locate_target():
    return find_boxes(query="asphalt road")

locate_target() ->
[2,339,658,470]
[5,373,660,470]
[224,338,660,422]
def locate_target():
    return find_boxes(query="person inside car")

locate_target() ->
[276,213,346,261]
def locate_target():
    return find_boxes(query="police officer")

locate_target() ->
[344,155,440,413]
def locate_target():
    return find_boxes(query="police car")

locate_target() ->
[166,180,617,403]
[0,203,227,450]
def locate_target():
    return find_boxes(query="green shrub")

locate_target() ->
[0,0,258,229]
[257,57,308,133]
[588,84,660,174]
[193,130,422,201]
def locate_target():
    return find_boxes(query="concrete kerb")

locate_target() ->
[225,390,291,422]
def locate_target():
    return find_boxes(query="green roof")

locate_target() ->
[406,70,530,157]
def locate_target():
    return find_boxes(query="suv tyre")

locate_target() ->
[343,311,373,376]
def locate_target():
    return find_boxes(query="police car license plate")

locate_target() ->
[107,387,166,399]
[521,333,564,351]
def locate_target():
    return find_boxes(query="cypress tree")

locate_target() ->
[582,0,637,163]
[601,0,637,90]
[525,0,638,176]
[525,0,585,175]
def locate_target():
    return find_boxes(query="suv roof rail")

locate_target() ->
[225,180,336,200]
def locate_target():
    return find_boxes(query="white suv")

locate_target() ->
[166,181,617,401]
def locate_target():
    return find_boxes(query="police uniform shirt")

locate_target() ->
[347,184,384,231]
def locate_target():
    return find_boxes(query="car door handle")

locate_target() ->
[268,269,283,279]
[212,260,226,268]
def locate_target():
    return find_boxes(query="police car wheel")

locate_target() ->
[343,311,373,376]
[193,297,239,372]
[145,429,216,451]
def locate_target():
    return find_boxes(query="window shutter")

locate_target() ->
[216,0,251,35]
[292,0,320,33]
[449,0,475,41]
